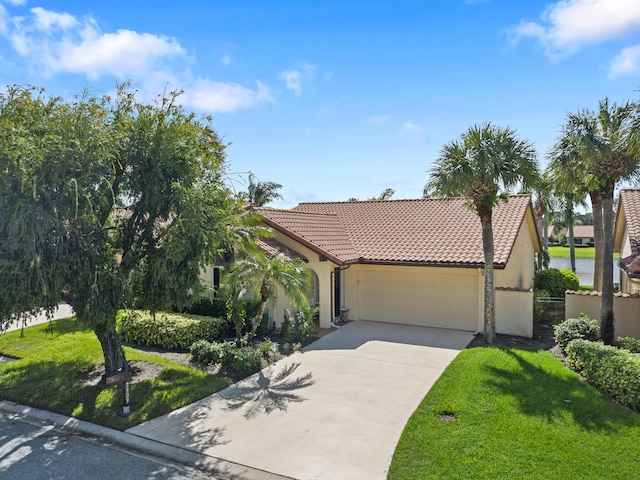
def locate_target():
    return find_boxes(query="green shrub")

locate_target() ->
[534,268,580,297]
[219,344,264,378]
[566,339,640,410]
[117,310,227,351]
[553,314,600,351]
[617,337,640,354]
[257,338,280,363]
[190,339,225,365]
[189,339,268,378]
[282,306,318,344]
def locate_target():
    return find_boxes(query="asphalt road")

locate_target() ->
[0,413,214,480]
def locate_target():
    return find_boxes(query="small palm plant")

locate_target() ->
[224,247,311,343]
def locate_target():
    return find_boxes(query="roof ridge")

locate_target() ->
[296,194,530,207]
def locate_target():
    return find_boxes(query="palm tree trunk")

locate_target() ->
[250,281,270,339]
[566,201,576,273]
[600,190,615,344]
[480,212,496,345]
[590,190,604,292]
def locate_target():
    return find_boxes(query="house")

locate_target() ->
[569,225,595,245]
[614,189,640,294]
[209,194,540,338]
[553,225,595,245]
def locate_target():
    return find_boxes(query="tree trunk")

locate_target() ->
[600,190,615,344]
[481,212,496,345]
[250,281,270,339]
[94,320,127,378]
[566,202,576,273]
[590,190,604,292]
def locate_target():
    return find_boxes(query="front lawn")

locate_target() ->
[0,317,229,430]
[389,348,640,479]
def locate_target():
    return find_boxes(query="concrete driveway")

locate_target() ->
[127,321,474,480]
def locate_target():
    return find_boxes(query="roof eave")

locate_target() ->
[348,258,507,269]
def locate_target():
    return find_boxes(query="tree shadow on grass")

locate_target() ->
[484,349,640,432]
[222,362,315,419]
[0,359,227,432]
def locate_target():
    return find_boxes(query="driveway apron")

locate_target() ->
[126,321,473,480]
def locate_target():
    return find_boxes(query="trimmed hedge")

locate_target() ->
[553,314,600,351]
[617,337,640,354]
[566,339,640,410]
[534,268,579,297]
[117,310,227,351]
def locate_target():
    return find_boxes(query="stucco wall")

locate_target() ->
[343,264,481,331]
[494,217,536,290]
[268,231,338,328]
[495,289,533,337]
[565,291,640,339]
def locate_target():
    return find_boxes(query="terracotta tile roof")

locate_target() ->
[618,189,640,257]
[567,225,594,239]
[258,238,307,263]
[260,195,534,268]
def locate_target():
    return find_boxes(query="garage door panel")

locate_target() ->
[357,268,478,331]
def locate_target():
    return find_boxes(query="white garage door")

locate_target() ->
[356,266,479,331]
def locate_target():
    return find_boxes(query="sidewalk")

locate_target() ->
[3,303,75,333]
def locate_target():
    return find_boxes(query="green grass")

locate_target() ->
[548,246,620,260]
[389,348,640,480]
[0,318,229,430]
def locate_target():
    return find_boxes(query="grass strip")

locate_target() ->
[389,347,640,480]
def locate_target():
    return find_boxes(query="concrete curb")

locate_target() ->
[0,400,293,480]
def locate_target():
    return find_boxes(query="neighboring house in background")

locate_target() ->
[614,189,640,294]
[553,225,595,245]
[570,225,595,246]
[202,195,541,338]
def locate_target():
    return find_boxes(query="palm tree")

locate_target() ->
[557,190,587,274]
[427,123,539,344]
[244,172,283,207]
[533,173,554,269]
[549,99,640,344]
[225,248,311,341]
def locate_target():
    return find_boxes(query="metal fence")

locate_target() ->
[535,297,565,324]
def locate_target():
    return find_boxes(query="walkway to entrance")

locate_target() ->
[127,321,474,480]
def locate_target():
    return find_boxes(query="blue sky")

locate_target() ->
[1,1,639,207]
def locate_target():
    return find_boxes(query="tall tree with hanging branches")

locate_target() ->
[427,123,539,344]
[0,83,245,377]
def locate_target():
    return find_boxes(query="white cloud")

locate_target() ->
[510,0,640,59]
[0,5,275,113]
[31,6,77,31]
[8,8,185,79]
[366,114,391,126]
[279,69,302,96]
[279,62,318,96]
[398,121,425,142]
[183,78,274,113]
[609,45,640,78]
